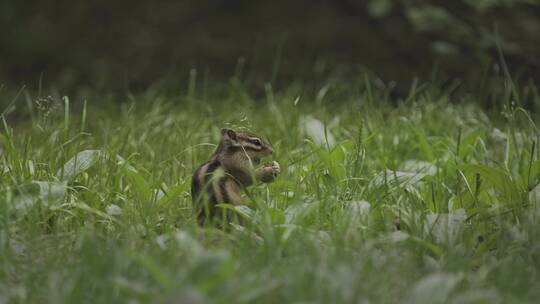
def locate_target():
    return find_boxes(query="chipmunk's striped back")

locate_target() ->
[191,159,240,224]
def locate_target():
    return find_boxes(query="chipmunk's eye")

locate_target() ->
[251,138,262,146]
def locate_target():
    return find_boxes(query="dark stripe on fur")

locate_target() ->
[219,177,229,203]
[197,159,221,224]
[205,160,220,181]
[204,159,221,204]
[191,161,207,199]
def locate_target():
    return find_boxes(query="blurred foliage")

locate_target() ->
[0,0,539,95]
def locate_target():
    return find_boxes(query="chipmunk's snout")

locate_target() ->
[263,136,275,155]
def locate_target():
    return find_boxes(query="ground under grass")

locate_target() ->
[1,83,539,303]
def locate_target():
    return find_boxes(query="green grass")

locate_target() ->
[1,82,540,303]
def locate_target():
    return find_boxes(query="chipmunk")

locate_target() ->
[191,128,280,225]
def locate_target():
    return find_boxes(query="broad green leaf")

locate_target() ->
[284,201,318,224]
[346,200,371,222]
[214,204,256,221]
[76,202,119,223]
[370,170,427,189]
[412,126,435,161]
[57,149,103,181]
[234,205,255,219]
[302,115,335,147]
[528,159,540,189]
[318,144,347,181]
[400,160,438,175]
[156,185,183,207]
[426,209,466,244]
[105,204,123,216]
[529,183,540,204]
[283,203,306,224]
[266,207,285,225]
[126,170,152,203]
[407,236,444,258]
[461,164,523,204]
[459,128,485,159]
[230,223,264,245]
[12,180,67,212]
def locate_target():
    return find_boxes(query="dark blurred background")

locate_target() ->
[1,0,539,97]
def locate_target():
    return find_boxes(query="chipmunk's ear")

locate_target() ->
[221,128,239,145]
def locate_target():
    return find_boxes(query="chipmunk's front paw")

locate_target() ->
[260,161,280,182]
[269,160,280,177]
